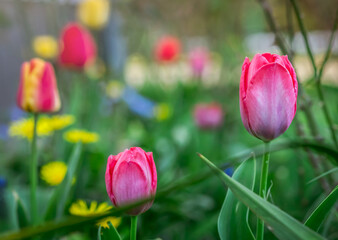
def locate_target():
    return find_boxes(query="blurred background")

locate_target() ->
[0,0,337,239]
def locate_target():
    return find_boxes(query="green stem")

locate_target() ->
[30,113,39,225]
[256,142,270,240]
[130,216,138,240]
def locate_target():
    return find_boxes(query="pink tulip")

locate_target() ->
[59,22,96,69]
[239,53,298,141]
[193,103,223,129]
[17,58,61,113]
[189,48,209,77]
[154,36,181,63]
[105,147,157,215]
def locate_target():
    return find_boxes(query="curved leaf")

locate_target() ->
[304,186,338,232]
[199,153,325,240]
[218,156,256,240]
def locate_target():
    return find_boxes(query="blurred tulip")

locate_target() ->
[154,36,181,63]
[105,147,157,215]
[77,0,110,30]
[32,35,58,59]
[17,58,61,113]
[239,53,298,141]
[189,47,209,77]
[193,103,223,129]
[59,23,96,69]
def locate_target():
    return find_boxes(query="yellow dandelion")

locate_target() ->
[153,103,172,121]
[63,129,99,144]
[8,117,53,140]
[32,35,58,59]
[48,115,75,131]
[69,200,121,229]
[40,161,67,186]
[96,216,121,229]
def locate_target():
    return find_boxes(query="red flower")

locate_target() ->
[193,103,224,129]
[154,36,181,63]
[17,58,60,113]
[105,147,157,215]
[239,53,298,141]
[59,23,96,69]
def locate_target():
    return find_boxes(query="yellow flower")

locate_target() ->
[77,0,110,29]
[8,117,53,140]
[63,129,99,144]
[69,200,121,228]
[48,115,75,130]
[40,161,67,186]
[97,216,122,229]
[32,36,58,59]
[106,81,125,99]
[153,103,172,121]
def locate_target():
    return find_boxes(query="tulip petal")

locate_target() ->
[244,63,296,141]
[146,152,157,192]
[105,155,118,205]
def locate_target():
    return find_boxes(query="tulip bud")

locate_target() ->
[239,53,298,141]
[154,36,181,63]
[17,58,61,113]
[189,47,209,78]
[59,23,97,69]
[77,0,110,30]
[193,103,224,129]
[105,147,157,215]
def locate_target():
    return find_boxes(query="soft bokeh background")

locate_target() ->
[0,0,337,239]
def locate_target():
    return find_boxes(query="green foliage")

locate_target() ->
[218,156,256,240]
[199,153,325,240]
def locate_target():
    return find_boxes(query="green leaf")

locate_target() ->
[13,192,29,229]
[100,221,121,240]
[218,156,256,240]
[44,142,82,221]
[304,185,338,232]
[198,153,325,240]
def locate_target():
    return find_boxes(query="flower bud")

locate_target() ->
[154,36,181,63]
[59,23,97,69]
[189,47,209,78]
[105,147,157,215]
[239,53,298,141]
[77,0,110,30]
[17,58,61,113]
[193,103,224,129]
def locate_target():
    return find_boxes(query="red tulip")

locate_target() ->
[239,53,298,141]
[105,147,157,215]
[17,58,61,113]
[189,47,209,77]
[154,36,181,63]
[59,22,96,69]
[193,103,223,129]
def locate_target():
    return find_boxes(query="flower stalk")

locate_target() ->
[130,216,138,240]
[30,113,39,225]
[256,142,270,240]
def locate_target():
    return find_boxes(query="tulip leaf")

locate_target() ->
[198,153,325,240]
[218,156,256,240]
[100,221,121,240]
[44,142,82,221]
[13,192,29,229]
[304,185,338,232]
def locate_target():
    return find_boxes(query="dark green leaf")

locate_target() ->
[218,156,256,240]
[304,185,338,232]
[14,192,29,229]
[199,153,325,240]
[101,221,121,240]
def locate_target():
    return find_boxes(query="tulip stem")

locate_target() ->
[256,142,270,240]
[130,216,138,240]
[30,113,39,225]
